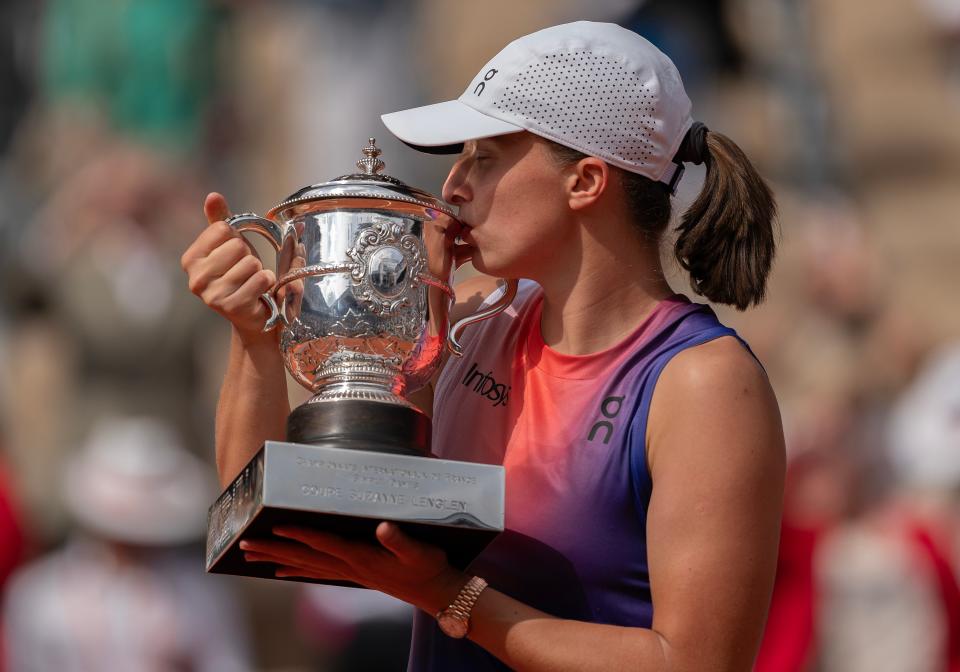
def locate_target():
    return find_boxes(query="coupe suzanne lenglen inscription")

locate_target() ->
[295,456,477,513]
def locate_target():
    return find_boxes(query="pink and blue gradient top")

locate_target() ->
[409,281,747,671]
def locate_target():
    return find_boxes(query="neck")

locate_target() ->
[534,215,674,355]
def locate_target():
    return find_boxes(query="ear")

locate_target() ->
[565,157,610,211]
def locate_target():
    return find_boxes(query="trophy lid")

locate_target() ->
[266,138,458,220]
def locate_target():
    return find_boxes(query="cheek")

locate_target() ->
[485,173,565,239]
[473,186,568,276]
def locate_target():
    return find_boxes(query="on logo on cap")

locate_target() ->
[473,68,499,95]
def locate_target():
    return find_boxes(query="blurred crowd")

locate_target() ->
[0,0,957,670]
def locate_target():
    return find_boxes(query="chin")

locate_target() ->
[469,252,526,281]
[467,249,495,276]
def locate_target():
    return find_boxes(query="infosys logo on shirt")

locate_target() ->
[461,362,511,408]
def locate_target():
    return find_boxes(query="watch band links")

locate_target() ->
[449,575,488,619]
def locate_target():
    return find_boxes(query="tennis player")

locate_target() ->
[182,21,785,671]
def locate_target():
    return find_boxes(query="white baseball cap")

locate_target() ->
[64,417,217,545]
[381,21,693,191]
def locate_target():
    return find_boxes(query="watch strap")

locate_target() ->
[437,575,488,636]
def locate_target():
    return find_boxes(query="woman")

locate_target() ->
[182,21,785,671]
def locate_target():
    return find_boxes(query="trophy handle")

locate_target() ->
[447,258,518,357]
[226,213,283,331]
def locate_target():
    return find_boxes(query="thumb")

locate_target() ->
[204,192,231,226]
[376,522,428,562]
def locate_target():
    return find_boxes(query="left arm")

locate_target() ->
[241,336,785,671]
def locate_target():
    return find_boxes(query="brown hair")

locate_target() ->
[547,130,777,310]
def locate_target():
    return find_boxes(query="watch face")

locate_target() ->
[437,611,469,639]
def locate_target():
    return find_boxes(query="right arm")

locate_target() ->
[213,327,289,488]
[182,193,288,488]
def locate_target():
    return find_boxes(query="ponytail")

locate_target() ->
[674,129,777,310]
[544,130,777,311]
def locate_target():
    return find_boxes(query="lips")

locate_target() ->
[455,218,473,242]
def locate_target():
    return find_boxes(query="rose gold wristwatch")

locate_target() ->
[436,576,488,638]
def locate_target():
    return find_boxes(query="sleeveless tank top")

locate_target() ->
[408,280,745,671]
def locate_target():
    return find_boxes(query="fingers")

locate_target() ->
[241,543,351,580]
[184,228,273,323]
[181,221,239,272]
[203,265,276,318]
[244,555,342,581]
[273,525,361,559]
[204,192,231,225]
[432,212,463,237]
[205,235,255,276]
[274,566,344,581]
[186,235,250,294]
[232,266,277,301]
[453,243,474,268]
[424,214,469,279]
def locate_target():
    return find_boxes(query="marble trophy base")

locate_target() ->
[205,420,505,585]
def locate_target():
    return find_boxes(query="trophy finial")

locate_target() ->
[357,138,385,175]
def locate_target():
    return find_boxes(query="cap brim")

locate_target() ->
[382,100,523,155]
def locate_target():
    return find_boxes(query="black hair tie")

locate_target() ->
[674,121,710,165]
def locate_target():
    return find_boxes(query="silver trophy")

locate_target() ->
[206,139,516,583]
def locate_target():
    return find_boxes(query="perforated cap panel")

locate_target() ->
[493,50,661,171]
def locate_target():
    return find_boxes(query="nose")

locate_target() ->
[442,156,472,206]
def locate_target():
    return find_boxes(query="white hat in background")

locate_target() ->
[63,417,216,545]
[887,344,960,490]
[381,21,694,191]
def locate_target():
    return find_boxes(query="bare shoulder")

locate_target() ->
[451,274,504,323]
[664,335,766,392]
[647,335,783,476]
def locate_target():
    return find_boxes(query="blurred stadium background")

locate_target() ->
[0,0,958,670]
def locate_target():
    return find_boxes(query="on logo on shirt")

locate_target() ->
[588,396,625,444]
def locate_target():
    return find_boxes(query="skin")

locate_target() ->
[182,131,785,671]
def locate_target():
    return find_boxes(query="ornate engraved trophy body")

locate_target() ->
[205,140,516,583]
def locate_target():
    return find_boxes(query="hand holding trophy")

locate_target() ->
[202,139,516,584]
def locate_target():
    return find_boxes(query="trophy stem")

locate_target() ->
[310,352,409,405]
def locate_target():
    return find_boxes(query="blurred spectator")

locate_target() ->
[921,0,960,99]
[2,417,251,672]
[3,141,223,535]
[0,449,25,672]
[38,0,224,155]
[298,585,413,671]
[0,1,36,155]
[754,397,860,672]
[0,457,25,606]
[815,515,949,672]
[220,0,449,207]
[808,344,960,672]
[887,344,960,495]
[621,0,744,94]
